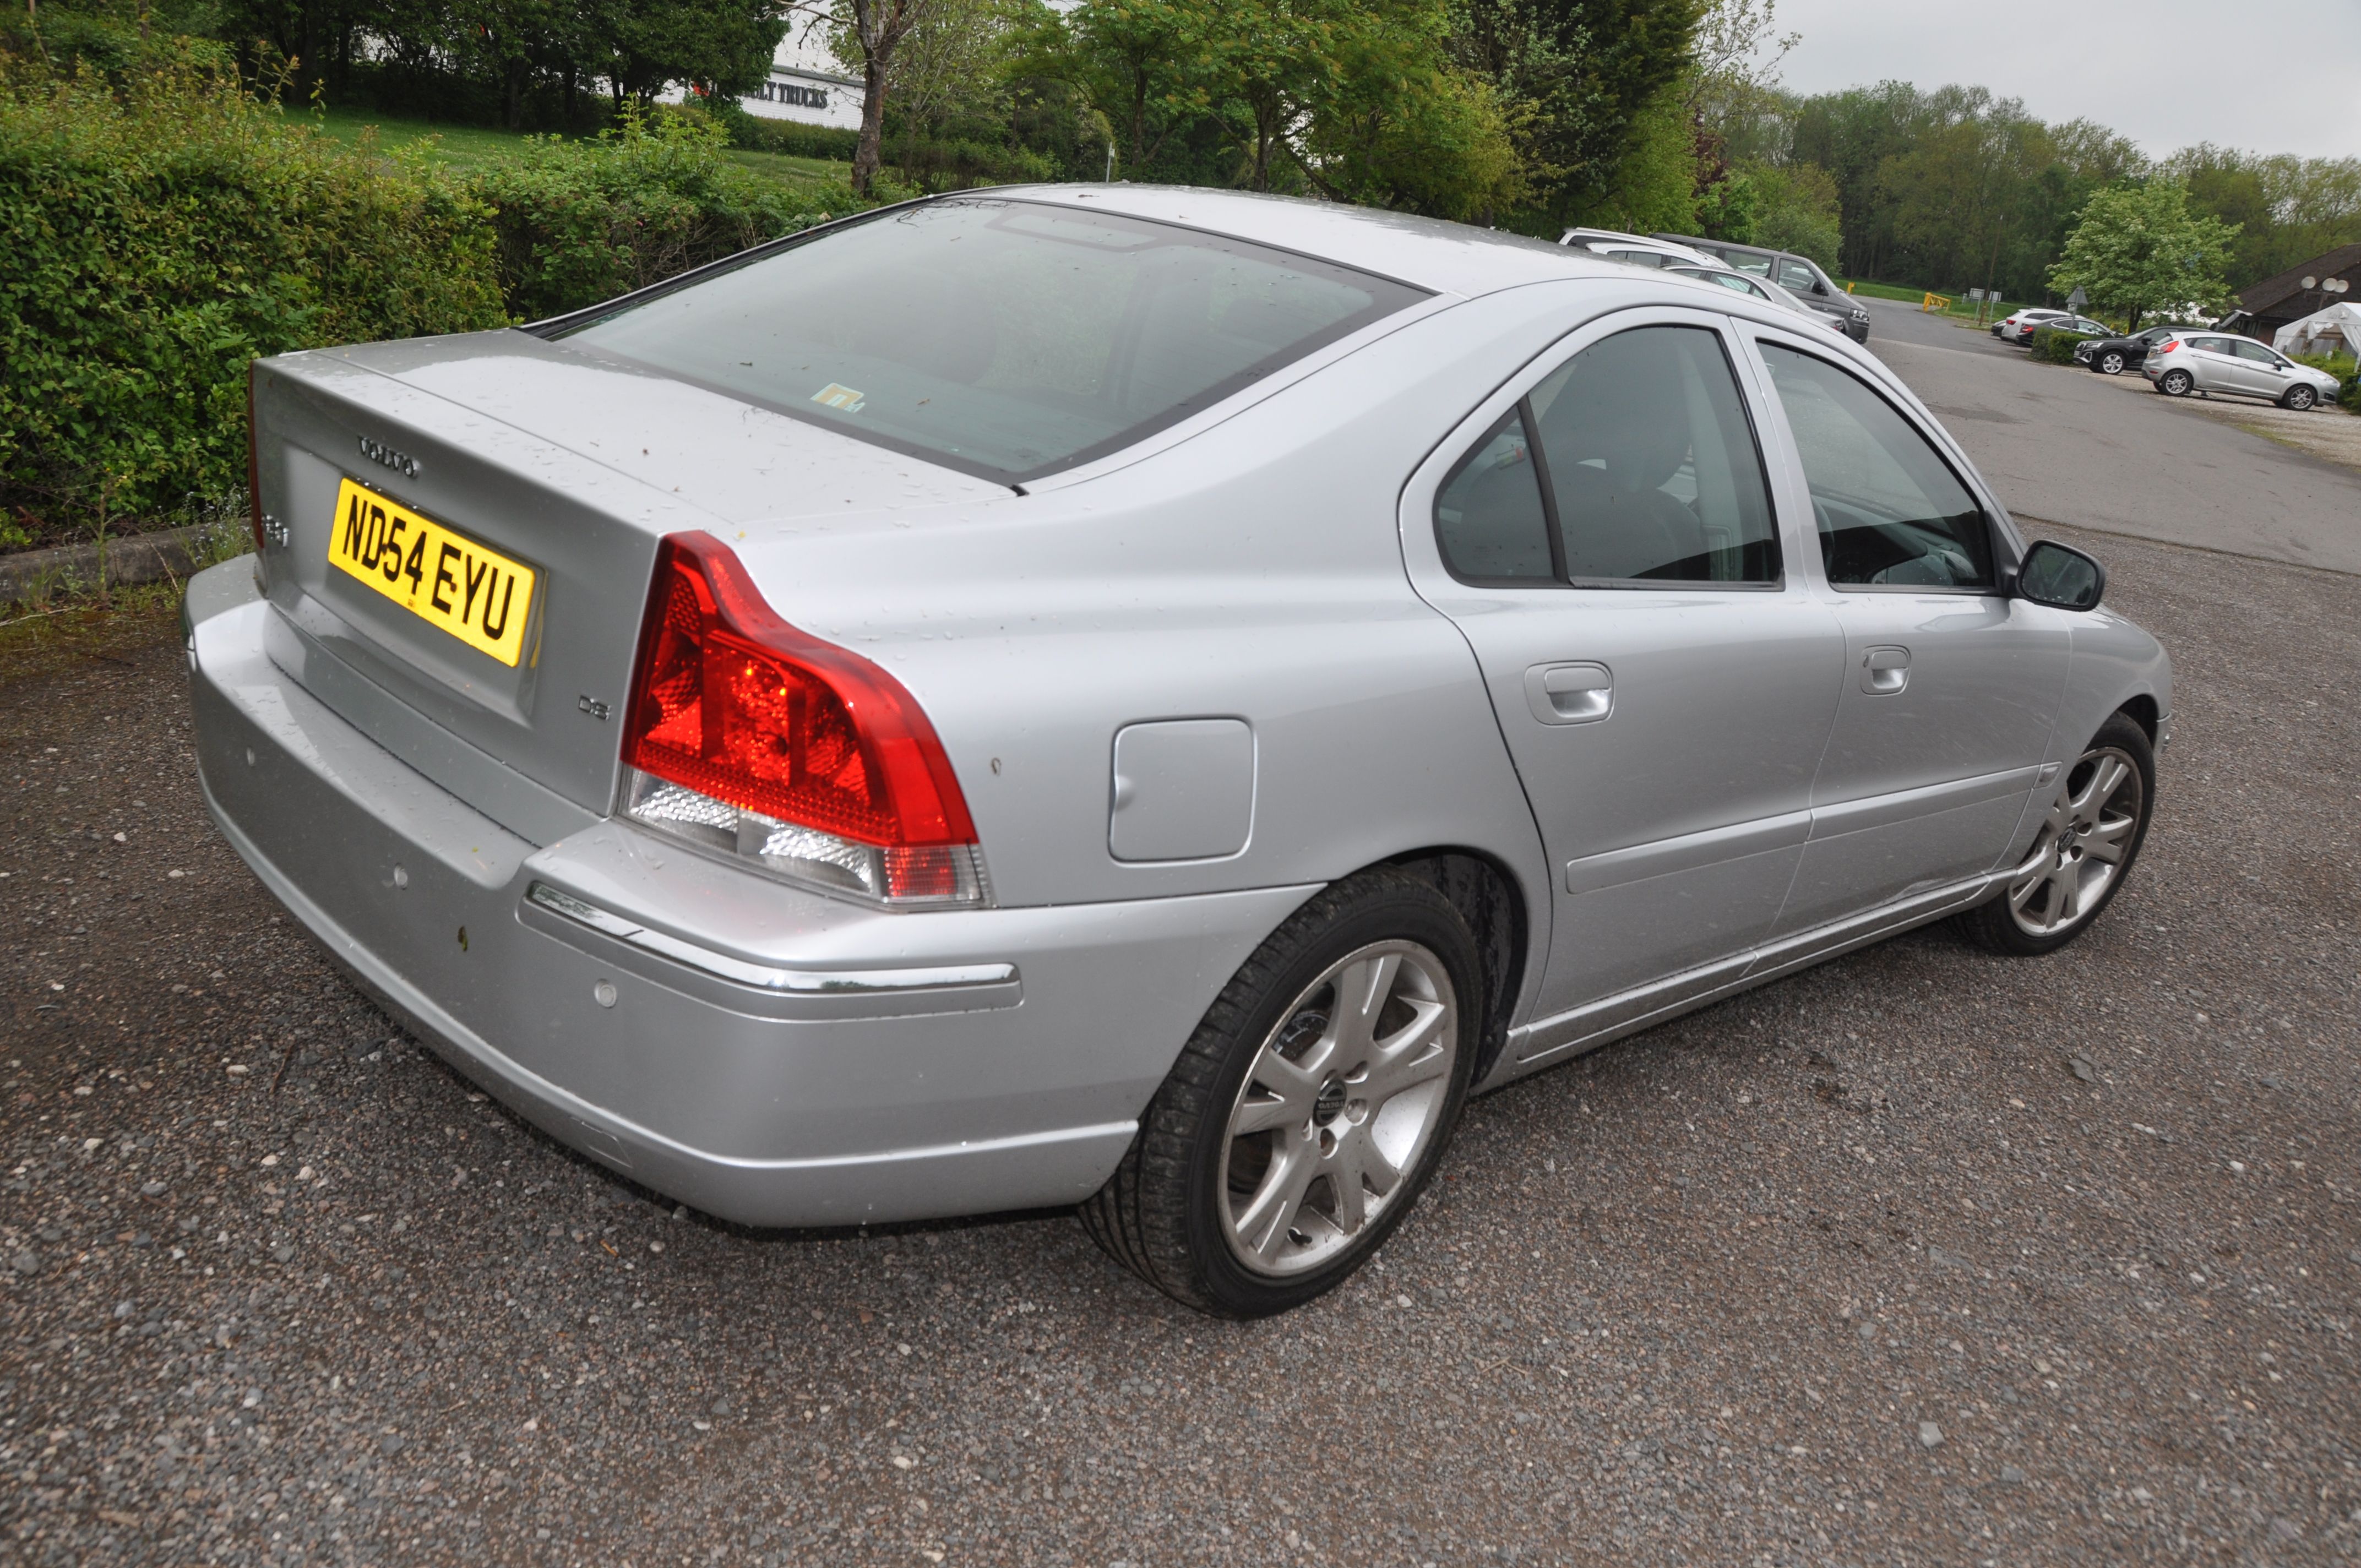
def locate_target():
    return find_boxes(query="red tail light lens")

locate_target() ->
[2154,339,2177,353]
[619,532,984,905]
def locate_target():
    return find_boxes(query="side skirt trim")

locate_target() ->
[1495,870,2001,1080]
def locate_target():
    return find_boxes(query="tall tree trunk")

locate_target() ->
[853,55,889,194]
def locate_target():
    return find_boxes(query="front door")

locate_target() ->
[1402,309,1844,1030]
[2230,338,2294,400]
[1747,331,2069,934]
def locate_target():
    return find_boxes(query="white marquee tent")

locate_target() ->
[2271,301,2361,360]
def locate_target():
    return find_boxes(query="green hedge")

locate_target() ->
[0,65,505,547]
[473,105,849,323]
[0,66,859,548]
[720,107,861,164]
[2029,325,2103,364]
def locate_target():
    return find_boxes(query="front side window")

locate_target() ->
[2232,340,2286,367]
[1434,325,1778,586]
[1726,252,1774,278]
[555,199,1426,483]
[1777,259,1819,292]
[1760,343,1994,590]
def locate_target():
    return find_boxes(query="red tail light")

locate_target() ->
[619,532,983,904]
[247,366,267,556]
[2154,339,2177,353]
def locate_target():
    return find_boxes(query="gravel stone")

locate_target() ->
[4,525,2359,1566]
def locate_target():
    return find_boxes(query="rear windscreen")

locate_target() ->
[554,198,1428,484]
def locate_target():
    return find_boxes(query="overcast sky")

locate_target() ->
[1767,0,2361,161]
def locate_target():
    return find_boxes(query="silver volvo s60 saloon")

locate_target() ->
[188,187,2168,1317]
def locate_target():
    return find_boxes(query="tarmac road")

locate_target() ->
[1861,296,2361,574]
[6,518,2359,1567]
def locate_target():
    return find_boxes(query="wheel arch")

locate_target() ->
[2115,692,2160,743]
[1378,846,1533,1087]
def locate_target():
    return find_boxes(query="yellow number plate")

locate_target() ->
[327,478,537,667]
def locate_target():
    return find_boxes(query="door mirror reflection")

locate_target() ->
[2016,541,2107,610]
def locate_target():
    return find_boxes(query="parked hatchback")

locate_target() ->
[1652,235,1870,341]
[2143,330,2341,409]
[191,188,2168,1318]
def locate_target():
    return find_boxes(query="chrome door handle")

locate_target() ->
[1525,662,1613,725]
[1860,645,1910,695]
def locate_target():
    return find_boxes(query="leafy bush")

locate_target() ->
[0,63,507,547]
[2030,325,2103,364]
[719,107,861,164]
[469,105,853,322]
[1,66,867,546]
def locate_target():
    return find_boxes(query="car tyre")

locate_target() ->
[2158,369,2193,396]
[2282,384,2318,411]
[1080,868,1481,1318]
[2097,350,2126,375]
[1959,713,2155,957]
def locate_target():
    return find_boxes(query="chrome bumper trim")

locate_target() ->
[525,882,1019,994]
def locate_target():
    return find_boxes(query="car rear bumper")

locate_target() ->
[185,558,1314,1228]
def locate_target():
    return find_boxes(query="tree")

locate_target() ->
[2049,179,2239,331]
[1446,0,1705,230]
[815,0,942,193]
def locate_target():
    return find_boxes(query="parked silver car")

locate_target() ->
[2142,330,2342,409]
[189,188,2170,1317]
[1662,264,1849,334]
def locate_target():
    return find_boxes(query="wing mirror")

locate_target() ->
[2013,540,2107,610]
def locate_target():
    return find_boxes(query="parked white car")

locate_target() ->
[2142,331,2343,410]
[1558,227,1723,271]
[1993,308,2070,343]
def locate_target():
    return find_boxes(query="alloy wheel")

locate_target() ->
[2099,351,2125,374]
[2287,385,2316,411]
[1218,941,1456,1277]
[2160,369,2193,396]
[2004,746,2145,939]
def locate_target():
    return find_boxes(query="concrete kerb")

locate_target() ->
[0,522,244,611]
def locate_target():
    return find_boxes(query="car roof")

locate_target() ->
[996,184,1619,297]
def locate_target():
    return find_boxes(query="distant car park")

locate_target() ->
[2020,315,2113,345]
[1993,308,2070,342]
[1661,264,1850,334]
[1651,235,1870,342]
[2142,331,2342,409]
[1556,228,1723,271]
[2073,325,2194,375]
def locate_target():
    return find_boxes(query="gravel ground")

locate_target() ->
[2081,371,2361,478]
[4,526,2358,1567]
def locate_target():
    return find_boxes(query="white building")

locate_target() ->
[737,19,862,132]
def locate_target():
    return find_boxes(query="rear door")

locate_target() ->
[1400,306,1843,1036]
[2184,335,2246,392]
[1744,328,2069,933]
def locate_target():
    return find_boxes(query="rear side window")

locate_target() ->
[1759,344,1994,590]
[1434,411,1553,582]
[1433,324,1780,586]
[555,199,1426,483]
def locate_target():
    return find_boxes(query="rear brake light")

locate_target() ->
[2155,339,2177,353]
[619,532,986,906]
[246,367,266,556]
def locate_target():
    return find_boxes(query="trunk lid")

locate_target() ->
[250,330,1010,839]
